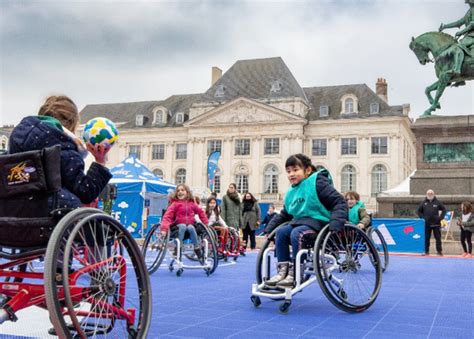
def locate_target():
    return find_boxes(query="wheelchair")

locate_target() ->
[367,226,389,272]
[0,146,151,337]
[207,225,242,262]
[251,223,382,313]
[142,221,219,276]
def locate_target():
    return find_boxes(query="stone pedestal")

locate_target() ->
[377,114,474,218]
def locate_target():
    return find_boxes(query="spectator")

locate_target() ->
[345,191,371,230]
[221,183,241,230]
[457,201,473,258]
[417,189,446,256]
[261,204,278,235]
[241,192,261,250]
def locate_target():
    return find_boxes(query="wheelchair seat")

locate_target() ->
[0,145,62,248]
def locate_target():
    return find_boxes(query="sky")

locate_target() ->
[1,0,473,126]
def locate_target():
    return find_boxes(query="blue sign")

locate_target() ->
[372,218,425,254]
[207,151,221,192]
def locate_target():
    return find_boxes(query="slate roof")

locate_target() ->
[200,57,307,103]
[303,84,403,121]
[79,57,406,128]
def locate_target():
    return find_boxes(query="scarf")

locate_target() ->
[242,200,254,214]
[227,191,240,203]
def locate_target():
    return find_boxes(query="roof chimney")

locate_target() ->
[376,78,388,103]
[211,66,222,86]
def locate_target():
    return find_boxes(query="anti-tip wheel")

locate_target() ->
[250,295,261,307]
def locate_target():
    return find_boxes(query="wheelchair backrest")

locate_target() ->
[0,145,61,217]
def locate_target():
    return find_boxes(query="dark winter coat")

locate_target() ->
[417,197,446,227]
[221,194,241,229]
[264,171,347,234]
[9,116,112,209]
[241,201,261,231]
[262,212,277,226]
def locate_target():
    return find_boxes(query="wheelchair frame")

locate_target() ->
[0,208,152,338]
[142,221,219,277]
[251,224,383,313]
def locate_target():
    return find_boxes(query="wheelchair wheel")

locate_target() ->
[255,229,277,284]
[314,224,382,313]
[368,227,389,272]
[142,224,169,274]
[44,208,152,338]
[199,223,219,274]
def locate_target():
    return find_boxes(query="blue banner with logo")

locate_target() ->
[372,218,425,254]
[207,151,221,192]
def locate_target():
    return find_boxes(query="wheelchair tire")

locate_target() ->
[44,208,152,338]
[368,227,389,272]
[255,229,277,285]
[142,223,169,274]
[198,223,219,275]
[314,224,382,313]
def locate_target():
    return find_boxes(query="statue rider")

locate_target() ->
[438,0,474,76]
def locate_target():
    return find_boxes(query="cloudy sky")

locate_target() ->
[1,0,472,126]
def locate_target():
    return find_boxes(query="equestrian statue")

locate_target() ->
[409,0,474,116]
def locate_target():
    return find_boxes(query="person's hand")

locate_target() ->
[357,223,365,230]
[87,142,111,166]
[160,230,167,237]
[438,23,444,32]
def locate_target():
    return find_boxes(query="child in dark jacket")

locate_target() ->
[264,154,347,288]
[8,95,112,209]
[160,184,209,260]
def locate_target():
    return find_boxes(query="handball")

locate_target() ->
[82,117,119,147]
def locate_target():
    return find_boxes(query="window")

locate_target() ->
[264,138,280,155]
[264,165,279,194]
[129,145,141,159]
[175,168,186,184]
[235,139,250,156]
[371,137,388,154]
[370,103,379,114]
[341,138,357,155]
[152,168,164,179]
[175,143,187,160]
[153,110,163,124]
[235,174,249,194]
[207,140,222,156]
[371,164,387,196]
[312,139,327,156]
[344,98,354,113]
[135,115,144,126]
[176,113,184,124]
[152,144,165,160]
[213,169,221,193]
[341,165,356,193]
[0,136,7,150]
[215,85,226,98]
[235,164,249,194]
[270,80,282,93]
[319,105,329,117]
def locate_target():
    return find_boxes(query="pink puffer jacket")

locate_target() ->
[160,199,209,233]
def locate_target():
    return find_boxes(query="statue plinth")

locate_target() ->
[376,114,473,218]
[410,115,474,195]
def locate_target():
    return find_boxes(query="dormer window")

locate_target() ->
[370,103,380,114]
[153,110,163,124]
[319,105,329,117]
[270,80,282,93]
[215,85,226,98]
[176,112,184,124]
[136,115,144,126]
[340,94,359,114]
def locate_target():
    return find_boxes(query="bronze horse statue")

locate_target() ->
[409,31,473,116]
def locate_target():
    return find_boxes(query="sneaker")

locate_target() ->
[276,263,295,289]
[467,253,472,258]
[265,262,289,287]
[462,253,468,258]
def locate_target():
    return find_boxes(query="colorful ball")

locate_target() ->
[82,117,119,146]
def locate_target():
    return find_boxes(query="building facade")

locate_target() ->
[80,57,416,210]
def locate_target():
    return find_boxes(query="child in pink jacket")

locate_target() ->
[161,184,209,260]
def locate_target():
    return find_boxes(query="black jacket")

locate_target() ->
[262,212,277,225]
[264,172,347,234]
[9,116,112,209]
[417,197,446,227]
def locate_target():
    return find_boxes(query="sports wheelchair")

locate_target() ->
[251,223,382,313]
[367,226,389,272]
[0,146,151,337]
[142,221,218,276]
[207,225,243,261]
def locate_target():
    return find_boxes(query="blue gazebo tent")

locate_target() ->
[109,155,175,238]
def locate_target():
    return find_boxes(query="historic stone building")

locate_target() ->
[80,57,416,210]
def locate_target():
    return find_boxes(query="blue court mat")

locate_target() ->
[146,253,473,339]
[2,253,473,338]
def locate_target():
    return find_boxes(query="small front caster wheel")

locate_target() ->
[250,295,261,307]
[176,268,183,277]
[279,300,291,314]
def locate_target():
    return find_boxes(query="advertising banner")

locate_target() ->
[372,218,425,253]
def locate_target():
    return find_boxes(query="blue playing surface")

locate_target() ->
[2,253,473,338]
